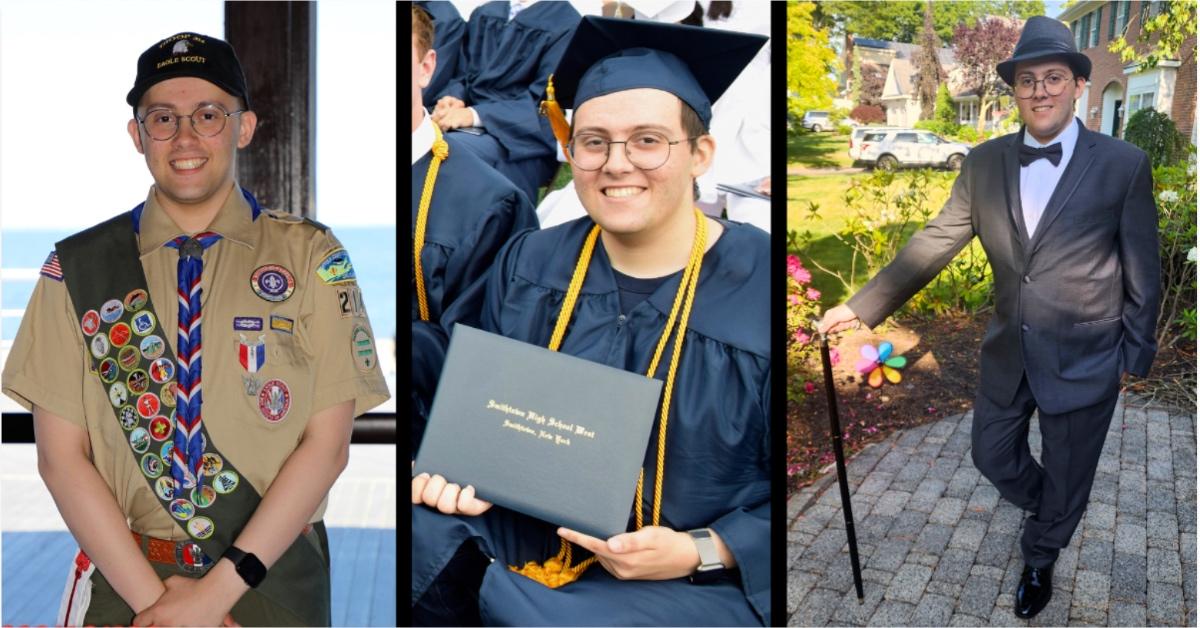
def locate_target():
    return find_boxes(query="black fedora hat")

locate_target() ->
[996,16,1091,86]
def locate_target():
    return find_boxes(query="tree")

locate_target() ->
[1109,0,1198,72]
[913,0,943,119]
[953,16,1022,132]
[933,84,959,133]
[1124,108,1189,168]
[787,1,839,117]
[816,0,1043,43]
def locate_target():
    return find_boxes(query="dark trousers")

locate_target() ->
[971,375,1120,568]
[412,540,490,627]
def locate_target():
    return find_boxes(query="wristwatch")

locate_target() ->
[222,545,267,588]
[687,528,725,584]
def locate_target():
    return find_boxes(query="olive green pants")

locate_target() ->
[81,524,330,626]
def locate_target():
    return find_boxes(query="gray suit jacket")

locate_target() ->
[848,120,1160,415]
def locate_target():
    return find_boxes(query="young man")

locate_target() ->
[411,4,538,444]
[429,0,581,204]
[2,32,389,625]
[412,16,771,626]
[819,16,1160,619]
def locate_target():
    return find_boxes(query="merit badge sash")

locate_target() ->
[56,209,330,624]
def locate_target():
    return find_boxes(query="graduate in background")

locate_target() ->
[412,16,771,626]
[416,1,467,110]
[430,1,581,204]
[411,5,538,445]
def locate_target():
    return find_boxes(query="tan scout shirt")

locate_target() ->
[3,185,390,541]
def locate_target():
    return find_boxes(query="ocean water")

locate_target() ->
[1,226,396,342]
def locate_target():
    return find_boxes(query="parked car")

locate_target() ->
[801,110,831,132]
[849,126,904,162]
[863,130,970,171]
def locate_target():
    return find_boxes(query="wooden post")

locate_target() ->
[224,1,316,217]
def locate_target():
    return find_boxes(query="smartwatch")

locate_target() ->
[687,528,725,584]
[222,545,267,588]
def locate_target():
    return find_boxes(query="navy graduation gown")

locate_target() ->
[411,144,537,445]
[416,1,466,109]
[434,1,580,202]
[411,218,772,626]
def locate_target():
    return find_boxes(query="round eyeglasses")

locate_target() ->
[1014,72,1075,99]
[567,132,701,171]
[138,104,246,141]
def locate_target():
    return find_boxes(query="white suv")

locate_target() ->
[862,130,970,171]
[801,111,831,132]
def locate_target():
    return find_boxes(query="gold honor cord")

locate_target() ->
[414,123,450,321]
[510,209,708,588]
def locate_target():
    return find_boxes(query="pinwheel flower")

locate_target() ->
[855,341,907,388]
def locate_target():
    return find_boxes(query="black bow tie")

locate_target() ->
[1019,143,1063,167]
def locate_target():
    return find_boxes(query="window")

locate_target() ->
[895,132,918,143]
[916,133,939,144]
[1127,90,1158,115]
[1080,13,1092,49]
[1090,9,1102,47]
[1117,0,1130,35]
[1073,19,1083,49]
[1140,0,1153,25]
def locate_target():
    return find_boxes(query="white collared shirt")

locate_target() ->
[1020,117,1079,237]
[412,109,435,166]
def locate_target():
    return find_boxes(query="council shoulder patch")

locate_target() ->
[316,247,356,284]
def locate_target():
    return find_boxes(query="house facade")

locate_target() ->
[1058,0,1196,141]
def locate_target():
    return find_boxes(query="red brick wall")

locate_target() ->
[1071,1,1195,139]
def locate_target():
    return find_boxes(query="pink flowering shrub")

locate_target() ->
[786,255,823,405]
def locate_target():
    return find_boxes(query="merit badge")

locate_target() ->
[316,247,357,284]
[160,442,174,466]
[140,335,165,360]
[149,416,172,441]
[100,299,124,323]
[99,358,119,384]
[141,453,163,478]
[191,485,217,509]
[351,325,377,372]
[109,322,132,347]
[257,379,291,423]
[200,452,223,477]
[251,264,295,302]
[119,405,138,430]
[270,314,294,334]
[131,311,156,336]
[176,541,213,574]
[155,476,175,501]
[118,346,140,371]
[169,498,195,521]
[127,369,150,395]
[242,376,263,397]
[336,285,366,319]
[213,469,240,494]
[237,334,266,373]
[136,392,160,419]
[108,382,128,407]
[233,316,263,331]
[81,310,101,336]
[129,427,150,454]
[91,334,111,359]
[149,358,175,384]
[161,382,179,408]
[124,289,149,312]
[187,516,215,540]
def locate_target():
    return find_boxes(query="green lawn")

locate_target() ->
[787,131,855,170]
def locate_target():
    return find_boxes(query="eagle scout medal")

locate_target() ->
[213,470,239,494]
[316,247,356,284]
[131,311,156,336]
[176,541,213,574]
[149,357,175,384]
[99,358,119,383]
[351,325,376,371]
[130,427,151,454]
[100,299,124,323]
[81,310,101,336]
[188,516,215,540]
[137,392,161,418]
[149,416,173,441]
[251,264,295,302]
[142,453,164,478]
[170,499,195,521]
[269,314,294,334]
[192,485,217,508]
[127,369,150,394]
[237,334,266,373]
[124,288,148,312]
[257,379,291,422]
[155,476,175,501]
[109,322,132,347]
[233,316,263,331]
[201,452,223,477]
[109,382,129,407]
[91,334,111,359]
[140,335,165,360]
[119,345,140,370]
[119,405,138,430]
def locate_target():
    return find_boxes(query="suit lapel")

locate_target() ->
[1028,120,1097,259]
[1002,131,1030,247]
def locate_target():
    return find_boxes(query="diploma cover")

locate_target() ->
[414,324,663,539]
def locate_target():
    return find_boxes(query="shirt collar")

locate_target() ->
[138,183,259,256]
[412,109,435,166]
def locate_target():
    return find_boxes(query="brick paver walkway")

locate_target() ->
[786,394,1197,626]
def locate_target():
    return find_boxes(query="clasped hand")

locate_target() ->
[557,526,703,581]
[131,574,239,627]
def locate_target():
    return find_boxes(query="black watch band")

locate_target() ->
[222,545,267,588]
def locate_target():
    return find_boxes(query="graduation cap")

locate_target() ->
[541,16,767,153]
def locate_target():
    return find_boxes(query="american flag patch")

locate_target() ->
[40,251,63,281]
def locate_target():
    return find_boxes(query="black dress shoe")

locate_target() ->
[1014,563,1054,619]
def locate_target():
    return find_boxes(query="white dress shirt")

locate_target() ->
[412,109,435,166]
[1020,117,1079,237]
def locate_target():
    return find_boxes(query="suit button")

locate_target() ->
[1021,324,1030,332]
[1023,275,1031,283]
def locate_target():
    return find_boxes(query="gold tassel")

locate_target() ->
[539,74,572,160]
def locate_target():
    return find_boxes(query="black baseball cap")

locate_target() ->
[127,32,251,110]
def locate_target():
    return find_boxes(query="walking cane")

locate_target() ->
[816,324,865,601]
